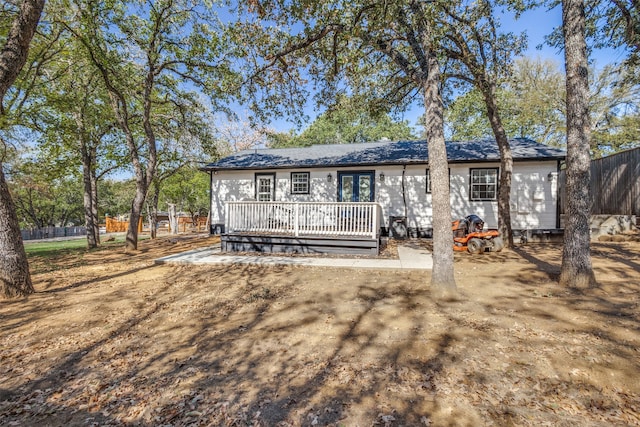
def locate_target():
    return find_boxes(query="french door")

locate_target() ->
[338,171,374,202]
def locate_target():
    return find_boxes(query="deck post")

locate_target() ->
[294,203,299,237]
[371,204,378,240]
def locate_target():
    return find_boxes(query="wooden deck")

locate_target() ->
[221,202,382,255]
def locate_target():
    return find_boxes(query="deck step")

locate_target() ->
[221,234,379,255]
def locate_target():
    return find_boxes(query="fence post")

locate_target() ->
[294,203,299,237]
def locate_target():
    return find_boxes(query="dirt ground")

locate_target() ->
[1,234,639,427]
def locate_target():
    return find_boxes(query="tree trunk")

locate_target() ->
[90,166,100,246]
[480,78,515,247]
[424,54,457,293]
[559,0,597,288]
[127,47,158,247]
[0,0,45,101]
[81,144,100,249]
[121,73,157,250]
[147,184,160,239]
[0,0,45,298]
[168,203,178,235]
[125,179,147,251]
[87,40,154,252]
[0,165,33,298]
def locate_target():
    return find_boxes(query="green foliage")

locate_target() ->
[592,113,640,157]
[30,30,129,180]
[1,0,63,130]
[42,0,240,249]
[99,179,137,218]
[158,167,209,216]
[445,89,493,140]
[265,129,297,149]
[587,1,640,69]
[446,57,566,145]
[7,156,84,228]
[446,57,640,155]
[230,1,438,125]
[590,64,640,157]
[268,97,416,148]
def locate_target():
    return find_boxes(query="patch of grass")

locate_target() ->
[25,239,92,257]
[24,235,131,258]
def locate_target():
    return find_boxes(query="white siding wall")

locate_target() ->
[210,161,560,230]
[210,170,338,224]
[509,162,559,229]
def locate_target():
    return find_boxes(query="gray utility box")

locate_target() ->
[389,216,408,239]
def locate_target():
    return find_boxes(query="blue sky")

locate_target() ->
[509,4,627,66]
[269,4,627,134]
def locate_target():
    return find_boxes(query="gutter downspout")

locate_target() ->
[209,170,214,234]
[556,160,562,229]
[402,164,407,218]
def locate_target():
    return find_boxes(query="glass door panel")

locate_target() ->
[341,175,354,202]
[359,176,372,202]
[338,172,374,202]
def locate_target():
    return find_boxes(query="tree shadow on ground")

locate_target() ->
[2,263,464,426]
[2,237,639,426]
[510,245,561,280]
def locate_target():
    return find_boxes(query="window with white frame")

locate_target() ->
[469,168,498,201]
[255,173,275,201]
[290,172,310,194]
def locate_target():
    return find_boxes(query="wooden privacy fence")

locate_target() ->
[560,147,640,217]
[175,216,209,233]
[106,215,207,233]
[105,216,143,233]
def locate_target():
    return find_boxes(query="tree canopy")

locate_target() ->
[446,56,640,156]
[231,0,467,291]
[2,0,639,298]
[268,97,416,148]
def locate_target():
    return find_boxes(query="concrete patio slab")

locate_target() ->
[155,242,432,270]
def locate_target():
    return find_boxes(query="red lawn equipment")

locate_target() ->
[452,215,504,254]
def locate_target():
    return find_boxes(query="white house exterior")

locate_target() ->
[202,138,565,238]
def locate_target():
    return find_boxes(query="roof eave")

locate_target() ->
[200,155,565,172]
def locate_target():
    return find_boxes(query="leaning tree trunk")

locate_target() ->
[424,54,457,293]
[87,34,154,252]
[559,0,597,288]
[480,78,515,247]
[0,165,33,297]
[0,0,46,298]
[0,0,45,99]
[125,50,158,249]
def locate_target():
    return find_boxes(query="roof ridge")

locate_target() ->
[203,138,566,171]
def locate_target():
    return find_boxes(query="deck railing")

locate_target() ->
[225,201,382,239]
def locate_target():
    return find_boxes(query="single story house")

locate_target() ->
[201,138,565,254]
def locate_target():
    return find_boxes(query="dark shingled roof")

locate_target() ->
[202,138,565,171]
